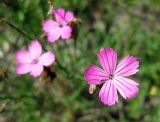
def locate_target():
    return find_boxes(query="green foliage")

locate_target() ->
[0,0,160,122]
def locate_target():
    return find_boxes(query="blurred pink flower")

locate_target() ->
[84,48,139,106]
[43,8,74,43]
[16,40,55,77]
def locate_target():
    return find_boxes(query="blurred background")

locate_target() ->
[0,0,160,122]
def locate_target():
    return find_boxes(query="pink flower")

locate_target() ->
[43,8,75,43]
[84,48,139,106]
[16,40,55,77]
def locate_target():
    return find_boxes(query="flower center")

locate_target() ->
[59,24,63,27]
[32,59,39,64]
[109,74,114,80]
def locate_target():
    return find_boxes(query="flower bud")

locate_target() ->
[89,84,96,94]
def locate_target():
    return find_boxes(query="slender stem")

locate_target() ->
[0,94,36,100]
[0,18,33,40]
[118,100,125,122]
[73,36,78,61]
[64,41,74,66]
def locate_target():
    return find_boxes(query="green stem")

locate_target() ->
[0,94,36,100]
[0,18,33,40]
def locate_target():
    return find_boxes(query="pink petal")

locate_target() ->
[84,64,108,85]
[54,8,67,25]
[65,11,74,23]
[99,80,118,106]
[43,19,59,33]
[61,26,72,39]
[115,56,139,76]
[16,63,32,75]
[16,50,32,64]
[97,48,117,74]
[30,63,44,77]
[47,28,61,43]
[28,40,42,59]
[120,76,139,86]
[39,52,55,66]
[113,76,139,99]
